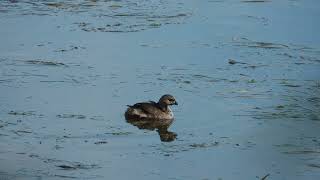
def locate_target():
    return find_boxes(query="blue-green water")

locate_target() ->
[0,0,319,179]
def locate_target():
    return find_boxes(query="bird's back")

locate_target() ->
[125,101,173,119]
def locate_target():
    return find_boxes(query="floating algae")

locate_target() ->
[25,60,66,66]
[0,0,191,33]
[56,114,86,119]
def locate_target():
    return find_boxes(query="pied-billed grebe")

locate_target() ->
[125,94,178,120]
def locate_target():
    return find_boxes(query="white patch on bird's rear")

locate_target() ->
[132,108,147,118]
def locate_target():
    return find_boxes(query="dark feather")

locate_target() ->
[130,101,164,114]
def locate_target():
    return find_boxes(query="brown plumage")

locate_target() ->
[125,94,178,120]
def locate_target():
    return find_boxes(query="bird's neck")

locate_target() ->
[158,102,168,112]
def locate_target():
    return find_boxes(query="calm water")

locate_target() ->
[0,0,320,179]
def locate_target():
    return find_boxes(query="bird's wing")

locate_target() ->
[130,101,161,114]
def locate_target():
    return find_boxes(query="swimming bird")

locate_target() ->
[125,94,178,120]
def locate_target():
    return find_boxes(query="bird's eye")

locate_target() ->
[169,99,174,101]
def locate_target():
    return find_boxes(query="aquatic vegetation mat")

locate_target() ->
[0,0,191,32]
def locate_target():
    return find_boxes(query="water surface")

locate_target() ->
[0,0,320,179]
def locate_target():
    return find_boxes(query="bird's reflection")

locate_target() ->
[126,118,177,142]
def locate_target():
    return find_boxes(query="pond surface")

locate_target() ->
[0,0,320,179]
